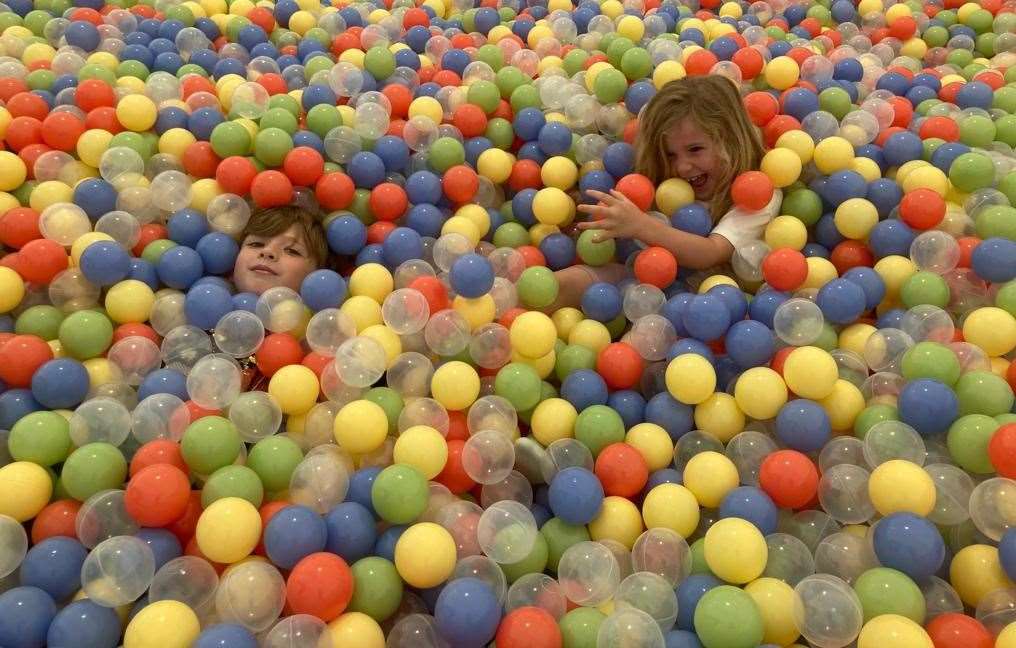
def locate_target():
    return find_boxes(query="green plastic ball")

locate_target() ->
[57,310,113,360]
[15,305,64,340]
[574,405,625,457]
[559,607,605,648]
[364,387,404,435]
[576,230,616,266]
[853,567,925,623]
[364,46,396,81]
[348,557,403,622]
[900,271,950,309]
[517,266,560,309]
[8,411,71,466]
[61,442,128,501]
[901,342,960,385]
[246,435,304,493]
[494,362,543,411]
[181,416,242,476]
[555,344,597,381]
[693,585,765,648]
[210,122,252,158]
[949,152,994,193]
[947,414,998,474]
[540,517,591,572]
[429,137,466,173]
[201,465,264,508]
[955,371,1014,417]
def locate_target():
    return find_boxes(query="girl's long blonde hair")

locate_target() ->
[635,75,765,219]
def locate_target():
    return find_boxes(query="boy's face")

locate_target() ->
[233,224,317,295]
[665,118,723,201]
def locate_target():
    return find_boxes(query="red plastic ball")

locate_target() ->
[282,146,325,187]
[615,174,655,212]
[256,73,288,96]
[19,143,52,178]
[75,81,115,112]
[762,114,801,148]
[988,423,1016,478]
[84,106,122,133]
[743,92,779,127]
[30,499,81,544]
[446,410,469,442]
[125,463,192,527]
[369,182,409,221]
[0,335,52,385]
[443,165,479,203]
[830,240,874,275]
[286,552,354,621]
[0,207,40,248]
[246,6,275,32]
[596,342,644,390]
[759,449,819,509]
[508,159,542,192]
[408,275,450,313]
[315,171,355,210]
[436,439,476,494]
[762,248,808,291]
[956,236,980,269]
[0,78,27,103]
[185,401,220,422]
[495,607,563,648]
[899,188,945,230]
[7,92,49,120]
[301,351,332,379]
[256,333,304,377]
[403,6,429,27]
[633,246,678,288]
[731,171,775,211]
[215,156,258,196]
[182,141,221,178]
[113,323,161,346]
[925,613,993,648]
[382,84,412,118]
[685,49,719,76]
[594,442,649,498]
[18,238,69,284]
[251,170,293,208]
[5,116,43,152]
[40,112,85,152]
[366,220,396,244]
[452,103,488,138]
[133,223,168,256]
[731,47,764,79]
[918,115,959,141]
[130,439,188,477]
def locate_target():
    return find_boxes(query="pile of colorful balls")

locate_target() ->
[0,0,1015,646]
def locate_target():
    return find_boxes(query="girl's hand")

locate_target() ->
[576,190,660,243]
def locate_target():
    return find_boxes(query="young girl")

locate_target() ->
[552,75,779,308]
[233,204,329,296]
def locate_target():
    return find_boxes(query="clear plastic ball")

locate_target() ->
[206,193,251,237]
[900,304,955,344]
[802,110,840,142]
[731,241,770,283]
[305,308,356,357]
[80,535,155,607]
[839,109,879,146]
[214,560,286,632]
[149,170,192,212]
[213,310,265,358]
[334,336,387,388]
[424,309,472,356]
[860,371,907,403]
[264,614,332,648]
[75,489,138,550]
[505,573,567,619]
[968,477,1016,542]
[288,451,350,514]
[436,499,483,558]
[386,614,446,648]
[452,555,508,604]
[818,436,866,472]
[39,202,91,245]
[558,540,621,607]
[793,574,864,648]
[674,431,725,471]
[773,298,825,346]
[725,430,778,487]
[0,514,27,578]
[546,438,595,475]
[161,324,215,374]
[468,396,518,437]
[107,336,161,386]
[324,126,362,164]
[354,101,390,140]
[910,230,961,274]
[403,115,439,152]
[256,287,305,334]
[186,354,242,409]
[70,397,131,447]
[627,315,676,362]
[785,510,842,553]
[762,532,815,586]
[614,571,678,632]
[480,471,533,508]
[862,328,914,372]
[597,607,665,648]
[386,352,434,398]
[149,292,188,336]
[813,532,879,586]
[394,259,436,288]
[631,528,692,587]
[817,464,875,525]
[132,393,189,443]
[398,397,449,434]
[432,233,473,273]
[922,575,964,619]
[49,268,101,313]
[623,284,665,322]
[469,323,511,369]
[149,555,219,611]
[382,288,431,335]
[228,82,270,120]
[476,500,537,564]
[228,391,283,442]
[99,146,144,186]
[462,430,515,485]
[94,210,141,249]
[862,420,925,467]
[925,463,976,526]
[33,150,76,183]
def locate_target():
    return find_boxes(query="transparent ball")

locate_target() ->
[49,268,101,313]
[150,170,192,212]
[558,540,621,607]
[213,310,265,358]
[334,336,387,388]
[818,436,866,472]
[386,614,445,648]
[462,430,515,485]
[398,397,448,435]
[424,309,472,356]
[386,352,434,398]
[256,287,305,334]
[39,203,92,246]
[505,573,567,619]
[229,391,283,442]
[922,575,964,620]
[773,298,825,346]
[968,477,1016,542]
[382,288,431,335]
[862,420,925,467]
[469,323,512,369]
[597,607,666,648]
[132,393,189,443]
[763,533,816,586]
[623,284,665,322]
[813,531,879,585]
[900,304,955,344]
[817,463,875,525]
[467,396,518,437]
[264,614,332,648]
[94,210,141,249]
[149,292,188,336]
[862,328,914,372]
[910,230,960,274]
[76,489,139,549]
[480,471,533,509]
[214,560,287,632]
[70,397,131,447]
[305,308,356,357]
[206,193,251,237]
[149,555,219,611]
[228,82,269,120]
[453,555,508,604]
[161,324,214,374]
[186,354,242,409]
[80,535,155,607]
[476,500,537,564]
[614,571,678,632]
[925,463,976,526]
[627,314,676,362]
[631,528,692,587]
[793,574,864,648]
[107,336,161,386]
[288,451,350,514]
[0,514,27,578]
[725,430,778,487]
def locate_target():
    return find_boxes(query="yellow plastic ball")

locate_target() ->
[568,319,611,353]
[694,393,745,443]
[532,187,575,226]
[588,495,644,549]
[683,451,739,508]
[765,215,808,250]
[195,497,262,564]
[348,263,393,304]
[819,379,865,431]
[617,14,644,41]
[834,198,879,240]
[851,157,882,183]
[442,215,481,245]
[857,615,932,648]
[705,518,767,584]
[641,483,699,538]
[341,295,383,333]
[963,307,1016,357]
[431,360,480,411]
[531,398,577,446]
[288,10,316,34]
[510,311,557,358]
[0,150,26,191]
[899,37,927,61]
[30,180,73,211]
[360,324,401,367]
[697,274,738,293]
[874,256,917,302]
[115,94,158,132]
[552,307,583,340]
[394,522,457,588]
[868,460,936,517]
[334,399,388,455]
[745,578,800,646]
[83,358,120,389]
[666,353,716,405]
[764,56,799,90]
[511,347,556,380]
[783,346,838,400]
[0,266,25,313]
[327,612,386,648]
[998,622,1016,648]
[652,60,686,89]
[526,23,554,49]
[625,423,673,471]
[104,280,156,325]
[476,148,514,184]
[0,107,10,141]
[267,364,319,415]
[446,296,492,334]
[950,544,1015,607]
[0,461,52,522]
[189,178,222,212]
[158,128,197,159]
[656,178,695,215]
[408,96,443,124]
[802,256,838,289]
[813,136,855,174]
[775,130,814,164]
[393,425,448,479]
[734,367,788,421]
[760,148,802,188]
[454,204,491,239]
[839,323,876,357]
[124,600,200,648]
[541,156,578,191]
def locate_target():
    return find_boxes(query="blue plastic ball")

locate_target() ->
[816,277,867,324]
[195,233,239,275]
[135,528,182,571]
[645,392,695,442]
[19,537,87,602]
[263,505,328,570]
[548,467,605,525]
[0,587,56,648]
[46,600,121,648]
[897,378,958,436]
[327,215,368,256]
[776,399,832,452]
[31,358,89,409]
[324,501,378,564]
[435,578,500,647]
[682,295,730,341]
[971,238,1016,283]
[724,320,774,369]
[561,369,609,412]
[872,513,945,581]
[79,241,130,286]
[1000,528,1016,582]
[719,486,779,535]
[582,282,622,322]
[156,245,204,289]
[193,624,258,648]
[184,283,233,330]
[300,269,347,312]
[675,574,722,631]
[449,253,495,298]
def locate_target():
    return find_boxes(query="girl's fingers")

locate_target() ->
[587,190,617,204]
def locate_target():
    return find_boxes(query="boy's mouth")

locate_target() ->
[250,264,278,276]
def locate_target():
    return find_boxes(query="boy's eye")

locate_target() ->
[285,247,304,256]
[246,241,263,248]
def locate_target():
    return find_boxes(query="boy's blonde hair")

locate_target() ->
[635,76,766,218]
[242,205,329,268]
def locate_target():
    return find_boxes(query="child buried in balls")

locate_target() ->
[549,75,782,309]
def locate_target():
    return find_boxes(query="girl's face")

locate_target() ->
[665,118,724,201]
[233,224,317,295]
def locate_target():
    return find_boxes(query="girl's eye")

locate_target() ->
[285,247,304,256]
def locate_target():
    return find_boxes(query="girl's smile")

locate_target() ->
[665,118,724,201]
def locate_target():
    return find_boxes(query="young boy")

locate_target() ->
[232,204,329,296]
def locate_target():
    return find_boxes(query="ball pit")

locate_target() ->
[0,0,1014,645]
